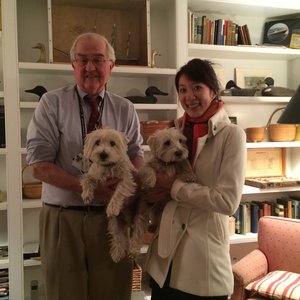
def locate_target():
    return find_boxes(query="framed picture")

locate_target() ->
[263,18,300,48]
[235,68,272,88]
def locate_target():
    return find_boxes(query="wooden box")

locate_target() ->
[245,148,299,188]
[51,0,150,66]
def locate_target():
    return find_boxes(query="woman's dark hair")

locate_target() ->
[175,58,220,94]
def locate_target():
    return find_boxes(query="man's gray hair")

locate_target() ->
[69,32,116,62]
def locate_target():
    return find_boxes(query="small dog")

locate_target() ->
[137,127,197,234]
[80,128,138,262]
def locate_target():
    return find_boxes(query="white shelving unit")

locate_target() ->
[1,0,300,298]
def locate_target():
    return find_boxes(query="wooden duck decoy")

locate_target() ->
[25,85,47,100]
[261,77,295,96]
[126,86,168,104]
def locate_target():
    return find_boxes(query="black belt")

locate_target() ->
[45,202,106,212]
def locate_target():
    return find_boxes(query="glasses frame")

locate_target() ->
[73,55,111,67]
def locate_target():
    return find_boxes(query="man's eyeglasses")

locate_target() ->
[74,56,111,67]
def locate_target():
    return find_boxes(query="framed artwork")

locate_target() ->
[235,68,272,88]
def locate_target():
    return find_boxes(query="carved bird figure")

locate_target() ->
[126,86,168,104]
[25,85,47,100]
[32,43,46,63]
[151,50,161,68]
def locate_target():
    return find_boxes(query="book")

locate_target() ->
[250,202,259,233]
[0,106,5,148]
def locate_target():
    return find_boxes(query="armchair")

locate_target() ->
[231,216,300,300]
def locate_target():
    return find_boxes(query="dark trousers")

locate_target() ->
[150,266,228,300]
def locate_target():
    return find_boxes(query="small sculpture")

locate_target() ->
[32,43,46,63]
[126,86,168,104]
[221,80,257,96]
[261,77,295,96]
[151,50,161,68]
[25,85,47,100]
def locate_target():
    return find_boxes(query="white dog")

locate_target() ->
[137,127,197,236]
[80,128,138,262]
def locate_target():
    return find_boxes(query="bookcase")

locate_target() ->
[1,0,300,299]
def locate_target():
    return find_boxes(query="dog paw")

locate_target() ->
[110,245,126,263]
[81,192,93,205]
[106,202,121,217]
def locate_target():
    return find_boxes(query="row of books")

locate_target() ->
[234,196,300,234]
[0,269,8,298]
[188,11,252,46]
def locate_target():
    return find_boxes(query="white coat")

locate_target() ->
[145,108,247,296]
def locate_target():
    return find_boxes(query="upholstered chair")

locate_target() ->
[231,216,300,300]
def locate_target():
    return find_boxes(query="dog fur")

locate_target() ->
[137,127,197,235]
[80,128,138,262]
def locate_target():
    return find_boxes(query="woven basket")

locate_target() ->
[140,120,174,144]
[266,107,296,142]
[132,261,142,292]
[22,165,42,199]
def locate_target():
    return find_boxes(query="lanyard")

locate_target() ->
[74,85,105,144]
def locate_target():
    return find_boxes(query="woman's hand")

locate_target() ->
[143,171,177,205]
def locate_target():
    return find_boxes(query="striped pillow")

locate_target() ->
[246,271,300,300]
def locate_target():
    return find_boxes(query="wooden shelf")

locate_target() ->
[18,62,176,77]
[230,232,257,244]
[188,0,300,19]
[243,184,300,195]
[188,44,300,61]
[246,141,300,148]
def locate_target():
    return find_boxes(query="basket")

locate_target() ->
[22,165,42,199]
[140,120,174,144]
[245,127,265,142]
[132,261,142,292]
[266,107,296,142]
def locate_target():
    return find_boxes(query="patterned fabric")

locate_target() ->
[246,270,300,300]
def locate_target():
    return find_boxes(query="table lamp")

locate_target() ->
[278,84,300,141]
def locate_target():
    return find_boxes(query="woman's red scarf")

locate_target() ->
[182,99,224,163]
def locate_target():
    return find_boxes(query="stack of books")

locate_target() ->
[188,11,252,46]
[234,196,300,234]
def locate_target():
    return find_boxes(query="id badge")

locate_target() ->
[72,152,91,173]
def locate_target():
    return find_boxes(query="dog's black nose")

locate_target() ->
[99,151,108,161]
[175,150,182,158]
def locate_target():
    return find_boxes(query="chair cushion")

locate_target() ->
[245,270,300,300]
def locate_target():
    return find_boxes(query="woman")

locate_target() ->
[145,58,247,300]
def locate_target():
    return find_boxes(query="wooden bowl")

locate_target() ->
[269,124,296,142]
[246,127,265,142]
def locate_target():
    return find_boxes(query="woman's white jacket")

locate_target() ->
[145,108,247,296]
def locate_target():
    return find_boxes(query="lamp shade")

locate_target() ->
[278,84,300,124]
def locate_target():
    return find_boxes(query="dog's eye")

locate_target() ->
[179,139,183,144]
[164,140,171,146]
[110,140,116,146]
[95,139,100,146]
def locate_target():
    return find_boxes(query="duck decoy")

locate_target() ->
[221,80,257,96]
[32,43,46,63]
[126,86,168,104]
[262,77,295,96]
[25,85,47,100]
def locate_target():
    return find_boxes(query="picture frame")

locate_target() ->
[235,68,272,88]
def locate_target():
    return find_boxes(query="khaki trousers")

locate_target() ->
[39,204,133,300]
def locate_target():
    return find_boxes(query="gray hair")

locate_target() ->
[69,32,116,62]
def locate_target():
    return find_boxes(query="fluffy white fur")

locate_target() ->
[137,127,197,232]
[80,128,138,262]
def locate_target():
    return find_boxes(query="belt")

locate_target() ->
[45,202,106,212]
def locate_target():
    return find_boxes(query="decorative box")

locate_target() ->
[50,0,150,66]
[245,148,299,188]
